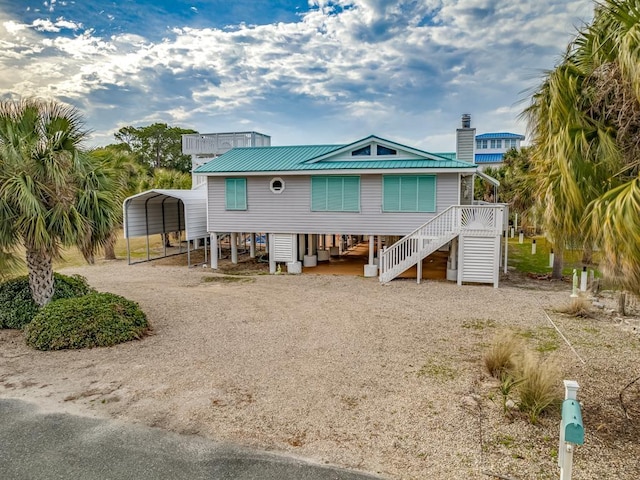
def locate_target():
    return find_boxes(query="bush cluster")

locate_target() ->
[24,292,148,351]
[0,273,94,329]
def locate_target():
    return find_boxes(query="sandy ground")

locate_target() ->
[1,258,639,479]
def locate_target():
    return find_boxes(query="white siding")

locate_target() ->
[456,129,476,164]
[186,201,208,240]
[207,173,460,236]
[459,235,500,285]
[272,234,296,262]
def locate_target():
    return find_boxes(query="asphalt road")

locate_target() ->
[0,399,385,480]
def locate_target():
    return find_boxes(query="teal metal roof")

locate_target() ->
[195,143,476,174]
[433,152,457,160]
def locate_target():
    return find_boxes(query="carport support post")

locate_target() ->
[250,233,256,258]
[210,233,218,269]
[231,233,238,264]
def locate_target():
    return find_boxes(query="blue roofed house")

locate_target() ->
[193,116,507,287]
[475,132,525,170]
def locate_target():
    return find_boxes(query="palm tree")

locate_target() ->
[525,0,640,287]
[89,147,145,260]
[0,98,118,306]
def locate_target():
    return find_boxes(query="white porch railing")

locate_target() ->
[182,132,271,155]
[379,205,504,284]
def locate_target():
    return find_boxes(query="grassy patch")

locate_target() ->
[202,275,254,284]
[507,237,601,276]
[496,434,516,448]
[518,327,560,354]
[462,318,496,330]
[417,359,457,381]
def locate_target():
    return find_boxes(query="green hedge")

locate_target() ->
[0,273,94,329]
[24,292,149,351]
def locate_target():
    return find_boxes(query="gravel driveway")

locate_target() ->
[1,260,638,479]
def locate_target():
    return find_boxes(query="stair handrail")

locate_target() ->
[379,205,505,283]
[380,206,459,280]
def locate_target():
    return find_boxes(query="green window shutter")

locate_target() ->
[225,178,247,210]
[400,176,418,211]
[383,175,436,212]
[417,176,436,212]
[311,177,327,211]
[225,179,235,209]
[311,176,360,212]
[342,176,360,212]
[383,176,400,211]
[326,177,343,211]
[236,178,247,210]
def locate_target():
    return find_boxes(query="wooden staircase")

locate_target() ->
[379,205,505,284]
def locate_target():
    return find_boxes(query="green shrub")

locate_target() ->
[0,273,94,329]
[24,292,148,351]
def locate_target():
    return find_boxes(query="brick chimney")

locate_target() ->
[456,114,475,164]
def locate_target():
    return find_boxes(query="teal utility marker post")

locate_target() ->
[559,380,583,480]
[570,269,579,298]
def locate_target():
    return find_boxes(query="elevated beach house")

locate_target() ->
[193,118,507,287]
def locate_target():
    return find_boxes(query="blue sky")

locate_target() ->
[0,0,595,151]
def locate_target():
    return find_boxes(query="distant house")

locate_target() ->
[182,131,272,187]
[475,132,525,170]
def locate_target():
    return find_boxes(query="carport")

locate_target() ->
[123,188,207,266]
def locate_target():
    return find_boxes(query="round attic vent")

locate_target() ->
[270,177,285,194]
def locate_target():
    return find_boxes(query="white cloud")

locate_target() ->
[0,0,595,149]
[29,17,82,32]
[3,21,26,34]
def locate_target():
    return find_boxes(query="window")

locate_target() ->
[383,175,436,212]
[270,177,285,194]
[351,145,371,156]
[477,140,488,149]
[376,145,397,156]
[490,139,502,149]
[311,176,360,212]
[225,178,247,210]
[505,139,517,148]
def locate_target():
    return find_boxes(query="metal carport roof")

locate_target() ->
[123,187,207,265]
